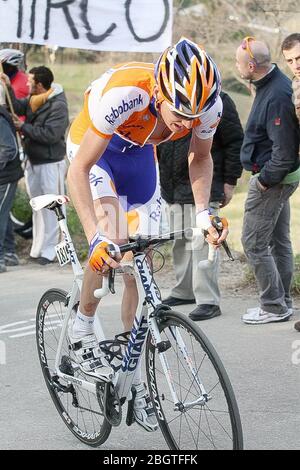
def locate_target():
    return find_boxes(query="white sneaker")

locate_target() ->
[246,306,293,316]
[132,383,158,432]
[242,307,292,324]
[68,326,114,382]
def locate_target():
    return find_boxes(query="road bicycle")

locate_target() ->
[32,193,243,450]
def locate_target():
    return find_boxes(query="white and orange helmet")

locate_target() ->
[155,37,221,118]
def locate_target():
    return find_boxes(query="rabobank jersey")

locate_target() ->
[69,62,223,147]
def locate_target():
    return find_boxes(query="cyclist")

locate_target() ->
[67,37,227,432]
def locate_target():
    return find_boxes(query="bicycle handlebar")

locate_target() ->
[94,229,197,299]
[93,224,233,299]
[119,224,233,261]
[94,278,110,299]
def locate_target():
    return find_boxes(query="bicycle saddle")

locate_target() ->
[30,194,70,211]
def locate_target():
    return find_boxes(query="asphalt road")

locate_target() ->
[0,262,300,450]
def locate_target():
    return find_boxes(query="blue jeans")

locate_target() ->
[0,181,18,262]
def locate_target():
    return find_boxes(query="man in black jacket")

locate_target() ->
[1,66,69,264]
[0,84,23,273]
[282,33,300,332]
[158,91,243,320]
[236,38,300,325]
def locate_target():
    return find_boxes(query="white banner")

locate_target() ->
[0,0,173,52]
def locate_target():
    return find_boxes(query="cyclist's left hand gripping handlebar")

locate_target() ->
[90,233,121,299]
[89,233,121,273]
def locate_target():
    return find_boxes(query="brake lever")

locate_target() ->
[205,216,234,261]
[108,269,115,294]
[107,244,117,293]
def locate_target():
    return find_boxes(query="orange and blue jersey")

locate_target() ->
[69,61,222,148]
[67,62,222,235]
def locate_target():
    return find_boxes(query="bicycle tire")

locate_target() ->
[145,309,243,450]
[36,288,112,447]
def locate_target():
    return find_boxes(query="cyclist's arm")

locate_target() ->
[67,128,110,243]
[188,132,228,244]
[188,133,213,213]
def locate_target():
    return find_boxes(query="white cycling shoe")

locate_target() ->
[68,327,114,382]
[132,382,158,432]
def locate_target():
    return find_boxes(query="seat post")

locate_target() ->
[53,205,65,221]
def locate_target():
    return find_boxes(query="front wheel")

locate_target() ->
[145,309,243,450]
[36,288,112,447]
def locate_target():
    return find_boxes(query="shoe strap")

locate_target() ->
[134,392,154,414]
[70,334,96,352]
[85,357,107,372]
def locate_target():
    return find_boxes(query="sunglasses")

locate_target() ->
[241,36,257,62]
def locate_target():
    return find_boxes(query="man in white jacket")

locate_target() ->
[1,66,69,264]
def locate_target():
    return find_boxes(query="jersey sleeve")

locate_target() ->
[88,76,151,139]
[193,96,223,140]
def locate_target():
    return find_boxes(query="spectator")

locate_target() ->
[281,33,300,332]
[0,66,69,264]
[0,48,29,100]
[236,37,300,325]
[282,33,300,126]
[0,48,30,257]
[0,83,23,272]
[158,91,244,320]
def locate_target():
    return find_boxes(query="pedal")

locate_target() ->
[103,382,122,426]
[156,340,171,353]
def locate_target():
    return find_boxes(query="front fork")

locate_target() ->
[148,307,210,409]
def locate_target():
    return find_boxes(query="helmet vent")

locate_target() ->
[159,71,172,103]
[176,90,190,109]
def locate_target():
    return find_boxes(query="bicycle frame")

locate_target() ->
[47,203,210,408]
[53,216,98,395]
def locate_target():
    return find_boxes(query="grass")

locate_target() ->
[11,186,32,222]
[66,205,89,260]
[223,90,253,128]
[294,255,300,294]
[48,62,118,118]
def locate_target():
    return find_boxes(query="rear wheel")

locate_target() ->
[36,288,112,446]
[145,309,243,450]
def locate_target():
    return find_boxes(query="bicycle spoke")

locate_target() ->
[204,403,234,441]
[36,289,111,446]
[154,364,200,398]
[146,311,242,450]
